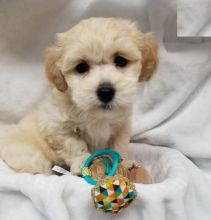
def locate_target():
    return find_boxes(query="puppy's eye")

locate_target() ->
[114,56,128,67]
[75,62,89,74]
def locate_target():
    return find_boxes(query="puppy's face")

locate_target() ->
[45,18,158,116]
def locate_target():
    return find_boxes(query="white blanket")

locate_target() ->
[177,0,211,36]
[1,0,211,219]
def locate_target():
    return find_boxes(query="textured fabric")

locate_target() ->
[177,0,211,36]
[92,177,136,213]
[0,0,211,220]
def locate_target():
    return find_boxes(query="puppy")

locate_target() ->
[0,17,158,175]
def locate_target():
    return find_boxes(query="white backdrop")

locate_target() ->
[0,0,211,220]
[177,0,211,36]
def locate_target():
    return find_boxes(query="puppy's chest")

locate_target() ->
[75,121,114,151]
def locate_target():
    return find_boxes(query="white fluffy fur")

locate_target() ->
[0,17,157,175]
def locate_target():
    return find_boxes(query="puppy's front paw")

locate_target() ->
[71,162,83,176]
[71,153,90,176]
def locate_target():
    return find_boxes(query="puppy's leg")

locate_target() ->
[47,135,90,176]
[70,153,90,176]
[0,142,52,174]
[64,137,91,176]
[111,125,130,159]
[111,125,136,169]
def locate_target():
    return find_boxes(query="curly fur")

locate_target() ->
[0,17,158,175]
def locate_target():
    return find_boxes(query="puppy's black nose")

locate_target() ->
[97,83,115,103]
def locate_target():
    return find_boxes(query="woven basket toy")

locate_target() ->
[82,149,137,214]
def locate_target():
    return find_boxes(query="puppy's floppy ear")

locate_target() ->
[45,45,68,92]
[138,33,158,81]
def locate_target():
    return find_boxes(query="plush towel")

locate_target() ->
[0,0,211,219]
[177,0,211,36]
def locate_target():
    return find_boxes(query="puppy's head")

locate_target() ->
[45,17,158,115]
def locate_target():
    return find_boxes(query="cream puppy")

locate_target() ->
[0,17,158,175]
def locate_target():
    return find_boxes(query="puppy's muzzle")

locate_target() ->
[96,83,115,104]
